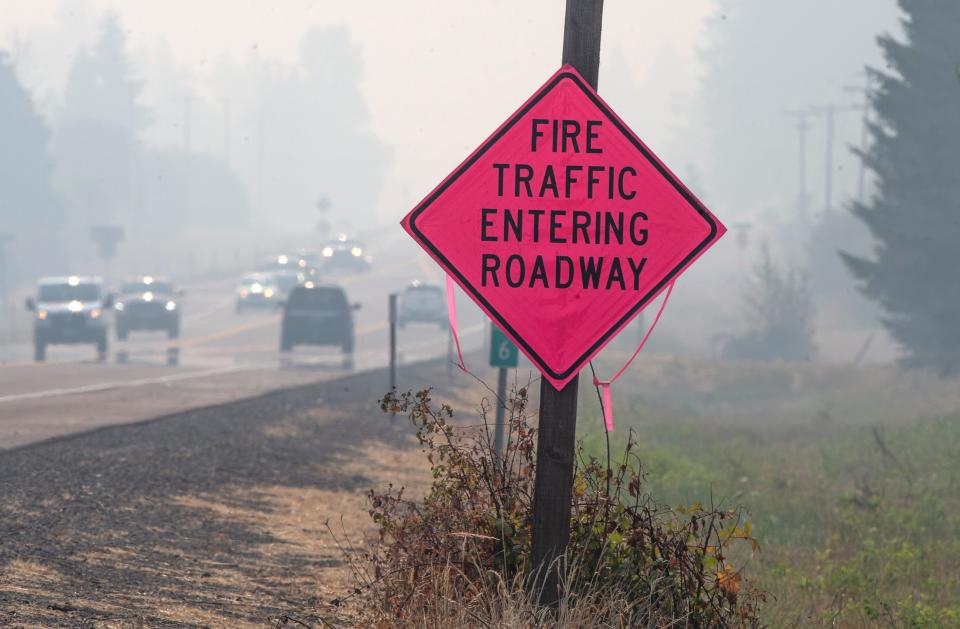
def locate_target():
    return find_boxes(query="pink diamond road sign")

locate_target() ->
[401,65,725,389]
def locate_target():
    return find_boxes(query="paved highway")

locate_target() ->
[0,244,488,449]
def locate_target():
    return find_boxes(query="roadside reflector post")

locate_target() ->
[530,0,603,606]
[494,366,507,454]
[388,293,398,396]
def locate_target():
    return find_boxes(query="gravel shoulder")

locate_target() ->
[0,359,483,628]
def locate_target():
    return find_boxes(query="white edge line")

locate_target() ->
[0,366,246,405]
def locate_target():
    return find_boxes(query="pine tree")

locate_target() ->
[842,0,960,374]
[61,13,148,131]
[0,52,61,225]
[0,51,66,274]
[53,14,147,232]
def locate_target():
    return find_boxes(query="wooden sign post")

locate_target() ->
[530,0,604,606]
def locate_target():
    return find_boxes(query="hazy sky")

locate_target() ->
[0,0,904,359]
[1,0,713,221]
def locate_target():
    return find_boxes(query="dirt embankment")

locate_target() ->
[0,360,484,628]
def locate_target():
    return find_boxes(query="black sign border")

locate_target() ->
[408,70,719,383]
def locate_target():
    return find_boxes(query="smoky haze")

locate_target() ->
[5,6,960,626]
[0,0,901,363]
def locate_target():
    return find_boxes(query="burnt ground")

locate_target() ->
[0,360,480,628]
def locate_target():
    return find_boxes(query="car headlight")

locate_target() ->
[89,308,102,319]
[114,302,125,311]
[165,301,177,311]
[263,289,274,298]
[322,247,334,257]
[351,246,363,257]
[37,309,48,320]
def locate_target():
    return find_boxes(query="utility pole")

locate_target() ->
[784,109,811,218]
[530,0,603,607]
[822,104,835,214]
[809,102,862,214]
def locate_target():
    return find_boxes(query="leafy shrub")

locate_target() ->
[350,386,764,627]
[722,245,815,362]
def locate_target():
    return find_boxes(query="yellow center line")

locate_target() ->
[176,314,279,348]
[124,318,389,360]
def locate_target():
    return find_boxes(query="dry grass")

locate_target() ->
[352,557,710,629]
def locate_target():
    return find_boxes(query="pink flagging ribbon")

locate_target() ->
[593,282,675,432]
[446,274,466,371]
[599,381,614,432]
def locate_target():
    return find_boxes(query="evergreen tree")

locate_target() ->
[60,13,148,131]
[842,0,960,374]
[215,26,390,228]
[53,14,146,234]
[0,51,66,274]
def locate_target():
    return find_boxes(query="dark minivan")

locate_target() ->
[280,284,359,366]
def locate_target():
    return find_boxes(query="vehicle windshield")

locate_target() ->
[122,281,173,294]
[288,287,347,310]
[38,283,101,302]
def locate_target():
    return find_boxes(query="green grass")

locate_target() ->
[576,359,960,627]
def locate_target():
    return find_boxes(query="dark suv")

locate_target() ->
[114,277,182,339]
[26,276,111,361]
[280,284,359,366]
